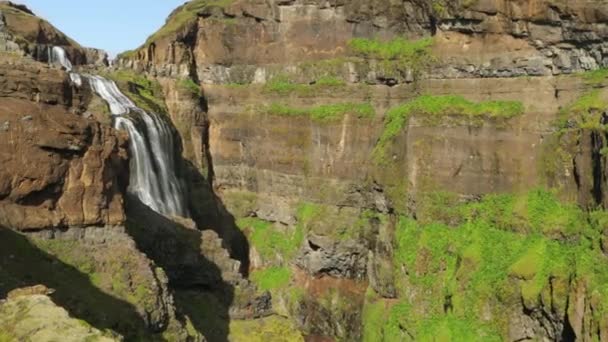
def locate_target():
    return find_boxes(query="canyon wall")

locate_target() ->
[3,0,608,341]
[119,0,608,340]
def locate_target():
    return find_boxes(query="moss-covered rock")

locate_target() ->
[0,293,120,342]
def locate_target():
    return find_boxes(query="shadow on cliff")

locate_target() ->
[0,226,151,340]
[183,157,251,277]
[125,197,234,341]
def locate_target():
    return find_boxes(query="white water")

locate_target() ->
[49,46,73,71]
[50,46,84,87]
[50,47,189,217]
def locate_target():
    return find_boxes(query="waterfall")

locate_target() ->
[49,46,73,71]
[51,47,189,217]
[49,46,83,87]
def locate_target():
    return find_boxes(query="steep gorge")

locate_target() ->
[3,0,608,341]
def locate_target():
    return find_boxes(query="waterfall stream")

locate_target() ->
[49,47,189,217]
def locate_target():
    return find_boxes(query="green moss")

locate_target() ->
[509,241,544,280]
[250,267,292,291]
[0,331,14,342]
[558,90,608,132]
[229,315,304,342]
[295,202,380,241]
[237,218,303,261]
[391,188,608,338]
[265,102,375,122]
[179,78,201,97]
[222,190,259,218]
[32,238,158,315]
[348,37,433,63]
[416,315,502,342]
[348,37,435,79]
[373,95,524,165]
[105,70,168,115]
[581,68,608,84]
[362,293,387,342]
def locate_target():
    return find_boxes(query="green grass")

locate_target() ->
[143,0,236,46]
[295,203,383,241]
[558,90,608,132]
[387,188,608,338]
[105,70,168,115]
[349,37,433,62]
[179,78,201,96]
[265,102,375,122]
[362,293,388,342]
[581,68,608,84]
[373,95,524,164]
[0,331,14,342]
[237,218,303,261]
[263,75,347,96]
[33,238,159,314]
[250,267,292,291]
[348,37,435,79]
[229,315,304,342]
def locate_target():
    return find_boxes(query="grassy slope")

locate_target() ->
[363,189,608,341]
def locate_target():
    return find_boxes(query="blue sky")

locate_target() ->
[16,0,186,56]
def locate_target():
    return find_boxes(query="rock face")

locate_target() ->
[116,0,608,341]
[122,0,608,82]
[0,55,128,230]
[5,0,608,341]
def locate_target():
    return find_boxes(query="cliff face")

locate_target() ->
[4,0,608,341]
[0,54,127,230]
[117,0,608,341]
[123,0,608,81]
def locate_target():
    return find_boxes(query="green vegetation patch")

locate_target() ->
[373,95,524,164]
[580,68,608,85]
[348,37,435,79]
[105,70,168,115]
[296,203,385,241]
[557,90,608,132]
[179,78,201,97]
[388,189,608,338]
[250,267,292,291]
[32,238,160,317]
[237,218,304,261]
[264,102,375,122]
[349,37,433,61]
[229,315,304,342]
[264,75,347,96]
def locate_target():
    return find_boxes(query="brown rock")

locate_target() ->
[0,56,128,231]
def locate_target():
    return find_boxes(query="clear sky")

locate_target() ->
[15,0,186,56]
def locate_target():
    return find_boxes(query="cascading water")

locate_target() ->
[49,46,189,217]
[49,46,83,87]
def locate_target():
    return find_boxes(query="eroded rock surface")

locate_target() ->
[0,56,128,230]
